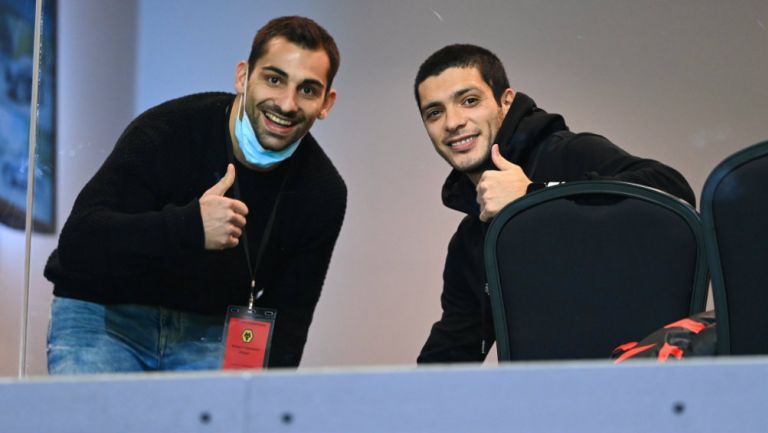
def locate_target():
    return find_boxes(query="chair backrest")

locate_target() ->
[485,181,708,361]
[701,140,768,355]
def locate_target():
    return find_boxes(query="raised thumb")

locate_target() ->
[204,163,235,196]
[491,144,515,170]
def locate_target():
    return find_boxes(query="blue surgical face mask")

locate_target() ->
[234,67,301,169]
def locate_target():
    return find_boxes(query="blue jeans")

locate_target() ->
[47,297,224,374]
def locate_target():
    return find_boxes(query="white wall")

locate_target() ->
[2,0,767,375]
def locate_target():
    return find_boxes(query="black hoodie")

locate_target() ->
[418,93,695,364]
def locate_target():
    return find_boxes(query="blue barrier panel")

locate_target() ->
[1,358,767,433]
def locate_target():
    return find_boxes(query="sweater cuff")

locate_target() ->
[526,181,564,194]
[163,199,205,253]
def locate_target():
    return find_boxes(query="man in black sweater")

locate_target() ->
[414,44,695,364]
[45,16,346,373]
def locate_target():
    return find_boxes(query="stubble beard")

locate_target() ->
[452,143,493,176]
[449,109,504,176]
[245,98,308,151]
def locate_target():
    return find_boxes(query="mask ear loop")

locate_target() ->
[239,64,249,120]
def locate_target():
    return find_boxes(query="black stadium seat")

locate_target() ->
[485,181,708,361]
[701,140,768,355]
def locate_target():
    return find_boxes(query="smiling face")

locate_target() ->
[235,36,336,151]
[417,66,513,177]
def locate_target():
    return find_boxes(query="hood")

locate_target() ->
[441,92,569,215]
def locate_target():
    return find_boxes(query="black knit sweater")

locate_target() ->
[44,92,347,367]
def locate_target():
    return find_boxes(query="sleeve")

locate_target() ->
[561,134,697,206]
[56,123,205,278]
[265,182,348,368]
[418,230,488,364]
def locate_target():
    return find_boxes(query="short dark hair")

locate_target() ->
[248,16,340,93]
[414,44,509,108]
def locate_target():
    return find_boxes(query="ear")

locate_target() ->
[500,88,516,117]
[317,88,337,120]
[234,60,249,94]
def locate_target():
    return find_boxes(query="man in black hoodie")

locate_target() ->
[414,44,695,363]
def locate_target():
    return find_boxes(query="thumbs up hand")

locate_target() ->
[476,144,532,222]
[200,164,249,250]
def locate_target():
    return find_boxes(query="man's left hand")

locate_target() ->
[476,144,532,222]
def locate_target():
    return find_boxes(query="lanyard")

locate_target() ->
[224,105,292,310]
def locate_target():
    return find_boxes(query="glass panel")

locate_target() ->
[9,0,768,378]
[25,0,54,376]
[0,0,46,377]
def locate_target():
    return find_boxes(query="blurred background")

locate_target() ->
[1,0,766,376]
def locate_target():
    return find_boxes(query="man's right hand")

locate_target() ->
[476,144,532,222]
[200,164,249,250]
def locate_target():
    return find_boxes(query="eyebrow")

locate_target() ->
[262,66,326,91]
[262,65,288,78]
[420,86,478,116]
